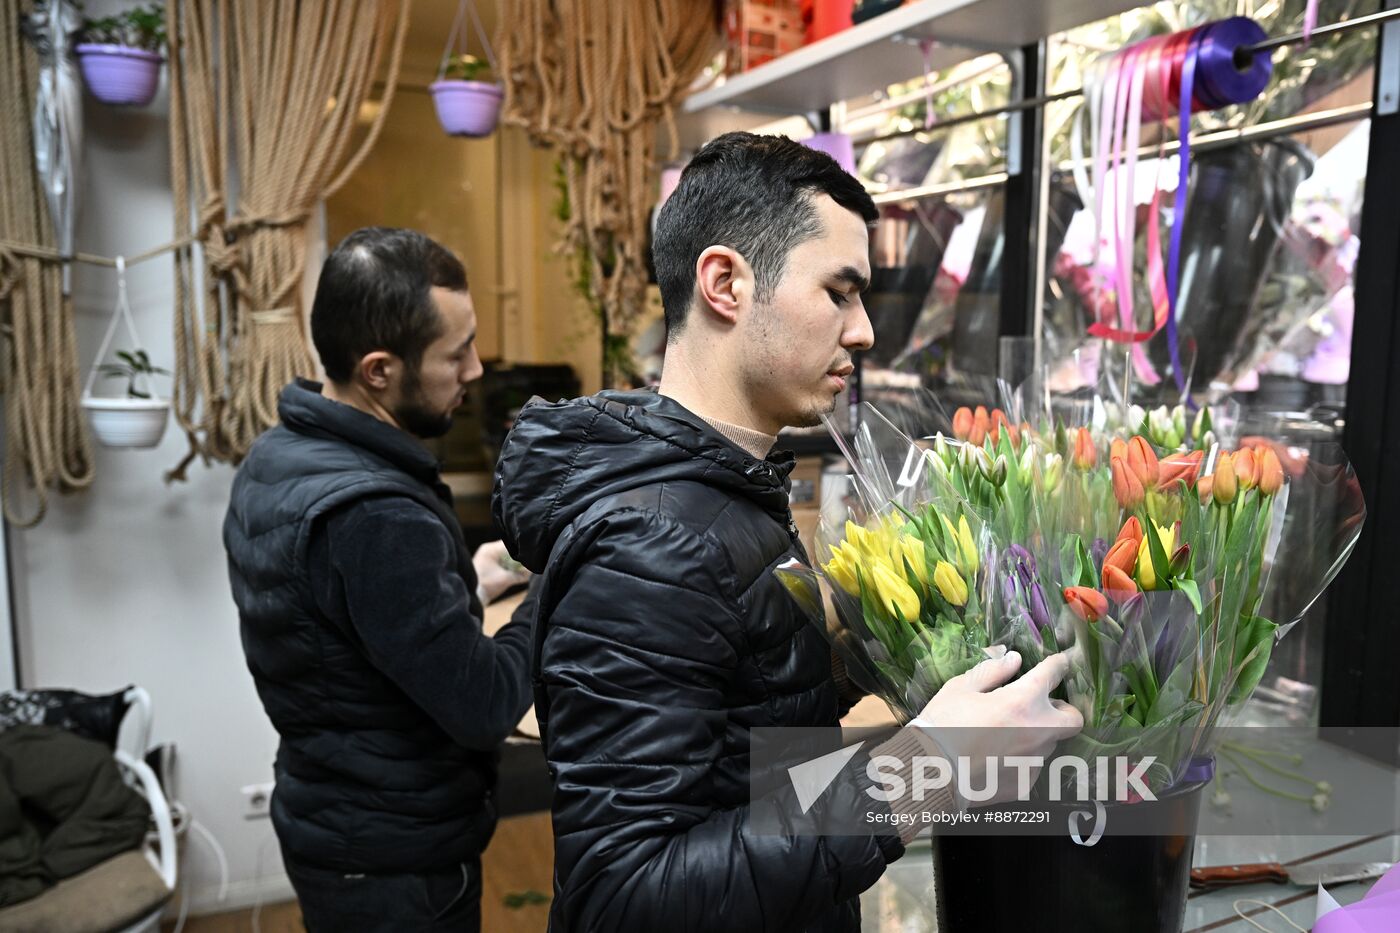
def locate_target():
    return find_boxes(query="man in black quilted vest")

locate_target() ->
[225,227,533,932]
[493,133,1082,932]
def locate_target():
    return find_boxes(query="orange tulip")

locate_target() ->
[1117,515,1144,547]
[1234,448,1259,491]
[1112,456,1145,510]
[1111,437,1128,465]
[1197,474,1214,505]
[970,406,990,446]
[952,407,973,441]
[1101,565,1139,603]
[1127,436,1160,487]
[1157,449,1204,491]
[1074,428,1097,470]
[1103,537,1138,577]
[1213,452,1238,505]
[1064,586,1109,623]
[990,408,1010,445]
[1258,447,1284,496]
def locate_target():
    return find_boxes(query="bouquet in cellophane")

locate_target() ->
[777,392,1365,794]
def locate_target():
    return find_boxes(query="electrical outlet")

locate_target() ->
[241,782,275,820]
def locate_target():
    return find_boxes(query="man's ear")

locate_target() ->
[694,245,751,327]
[358,350,396,391]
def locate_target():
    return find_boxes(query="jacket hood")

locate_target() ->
[492,390,795,572]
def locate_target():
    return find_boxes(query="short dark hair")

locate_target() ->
[651,132,878,338]
[310,227,468,384]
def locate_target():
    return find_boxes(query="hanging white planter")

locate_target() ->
[83,396,170,448]
[430,0,503,138]
[81,257,171,449]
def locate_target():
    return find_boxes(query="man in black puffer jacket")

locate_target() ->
[225,228,534,932]
[493,134,1081,932]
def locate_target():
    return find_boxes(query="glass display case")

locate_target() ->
[832,0,1379,725]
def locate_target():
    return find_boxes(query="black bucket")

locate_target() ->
[932,779,1206,933]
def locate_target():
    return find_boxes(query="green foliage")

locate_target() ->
[552,158,638,387]
[80,3,166,52]
[98,348,169,399]
[444,53,491,82]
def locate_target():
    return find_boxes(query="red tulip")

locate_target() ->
[952,407,973,441]
[1116,515,1144,547]
[1064,586,1109,623]
[1074,428,1097,470]
[1127,436,1160,487]
[1169,543,1191,578]
[1111,437,1128,466]
[1112,456,1145,510]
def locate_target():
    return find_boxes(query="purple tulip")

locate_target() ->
[1090,537,1109,572]
[1026,579,1053,634]
[999,545,1051,645]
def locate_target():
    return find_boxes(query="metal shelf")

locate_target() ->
[684,0,1145,115]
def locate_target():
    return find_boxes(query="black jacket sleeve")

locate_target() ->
[310,496,533,750]
[541,507,899,933]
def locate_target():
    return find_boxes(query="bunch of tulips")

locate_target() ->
[779,399,1361,793]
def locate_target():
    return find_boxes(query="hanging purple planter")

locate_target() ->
[76,44,163,107]
[429,80,504,137]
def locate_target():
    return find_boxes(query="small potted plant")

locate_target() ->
[430,54,504,137]
[75,3,166,107]
[83,349,171,448]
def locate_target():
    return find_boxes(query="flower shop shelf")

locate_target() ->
[684,0,1145,116]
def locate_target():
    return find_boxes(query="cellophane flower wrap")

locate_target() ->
[776,392,1365,796]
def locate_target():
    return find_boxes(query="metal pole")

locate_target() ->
[869,103,1371,204]
[1239,5,1400,57]
[1319,0,1400,759]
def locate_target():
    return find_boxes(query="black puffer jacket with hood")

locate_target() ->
[493,390,903,933]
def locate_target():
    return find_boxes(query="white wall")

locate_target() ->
[9,13,290,913]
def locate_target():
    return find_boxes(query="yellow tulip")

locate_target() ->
[823,549,860,596]
[938,513,977,576]
[843,521,869,553]
[1136,524,1174,591]
[933,560,969,607]
[1137,537,1157,591]
[957,515,979,575]
[871,560,922,620]
[899,536,930,586]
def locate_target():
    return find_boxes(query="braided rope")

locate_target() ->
[0,0,95,527]
[166,0,409,476]
[499,0,719,348]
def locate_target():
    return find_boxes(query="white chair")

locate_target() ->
[0,686,177,933]
[114,687,178,933]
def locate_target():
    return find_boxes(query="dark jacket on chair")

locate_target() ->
[225,379,533,874]
[492,390,903,933]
